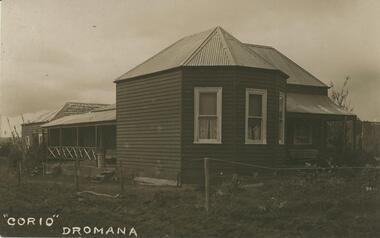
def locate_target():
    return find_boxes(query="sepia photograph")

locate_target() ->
[0,0,379,237]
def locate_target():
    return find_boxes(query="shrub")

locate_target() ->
[8,143,23,169]
[317,149,377,168]
[25,144,47,170]
[0,140,12,157]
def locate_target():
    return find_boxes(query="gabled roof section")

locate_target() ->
[245,44,328,87]
[54,102,109,119]
[116,26,279,81]
[91,104,116,112]
[22,102,109,125]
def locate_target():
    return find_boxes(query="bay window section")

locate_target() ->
[194,87,222,143]
[245,89,267,144]
[279,92,285,144]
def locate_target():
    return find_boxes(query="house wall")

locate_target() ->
[21,123,47,146]
[286,118,324,149]
[116,69,182,180]
[181,67,287,182]
[287,84,328,95]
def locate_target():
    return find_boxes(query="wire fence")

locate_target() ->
[188,157,380,171]
[194,157,380,214]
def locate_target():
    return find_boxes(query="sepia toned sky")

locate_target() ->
[1,0,380,121]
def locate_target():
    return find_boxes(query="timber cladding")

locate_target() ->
[181,67,287,182]
[21,122,47,146]
[116,70,182,180]
[116,67,287,182]
[287,84,328,95]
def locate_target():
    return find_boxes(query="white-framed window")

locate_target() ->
[278,92,285,144]
[38,133,43,145]
[294,123,312,145]
[194,87,222,144]
[245,88,267,144]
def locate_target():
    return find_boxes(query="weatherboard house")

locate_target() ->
[113,26,355,182]
[22,102,108,147]
[39,27,356,182]
[41,104,116,166]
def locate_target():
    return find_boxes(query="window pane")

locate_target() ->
[279,95,284,116]
[248,118,262,140]
[199,92,217,115]
[249,94,262,117]
[199,117,217,139]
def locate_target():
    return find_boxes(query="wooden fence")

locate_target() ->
[361,121,380,157]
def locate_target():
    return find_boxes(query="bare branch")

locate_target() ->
[329,76,354,112]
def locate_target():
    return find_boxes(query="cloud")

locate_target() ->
[0,0,379,121]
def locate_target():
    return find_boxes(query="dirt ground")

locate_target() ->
[0,159,379,237]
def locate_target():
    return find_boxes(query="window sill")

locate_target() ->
[245,141,267,145]
[193,141,222,145]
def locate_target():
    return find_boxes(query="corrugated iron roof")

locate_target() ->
[116,26,328,88]
[42,107,116,127]
[116,26,278,80]
[91,104,116,112]
[25,109,61,124]
[23,102,109,125]
[245,44,327,87]
[287,93,353,116]
[56,102,109,118]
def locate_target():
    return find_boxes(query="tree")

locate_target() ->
[329,76,354,112]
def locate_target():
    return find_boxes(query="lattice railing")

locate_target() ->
[47,146,97,160]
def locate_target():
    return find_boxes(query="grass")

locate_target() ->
[0,161,379,237]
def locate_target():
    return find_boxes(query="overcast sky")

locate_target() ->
[1,0,380,121]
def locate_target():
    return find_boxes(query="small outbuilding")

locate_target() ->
[114,26,356,182]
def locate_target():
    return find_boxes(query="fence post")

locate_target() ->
[204,157,210,214]
[17,159,22,186]
[176,172,182,187]
[74,159,79,191]
[119,162,125,194]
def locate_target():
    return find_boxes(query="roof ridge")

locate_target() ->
[115,35,196,81]
[182,27,219,65]
[216,26,236,65]
[117,28,215,81]
[242,43,278,70]
[50,103,67,121]
[244,43,274,49]
[218,28,277,70]
[65,101,109,105]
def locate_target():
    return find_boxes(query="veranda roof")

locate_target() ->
[287,93,354,116]
[22,102,109,125]
[42,108,116,128]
